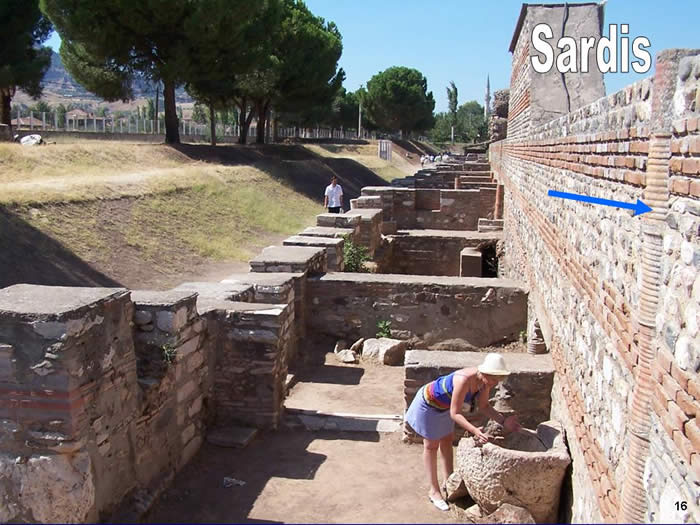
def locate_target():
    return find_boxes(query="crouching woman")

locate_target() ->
[404,353,521,511]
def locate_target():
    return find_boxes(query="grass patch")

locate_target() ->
[126,175,321,261]
[0,142,192,184]
[303,143,413,182]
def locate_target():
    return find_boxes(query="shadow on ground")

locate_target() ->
[145,430,380,524]
[0,206,122,288]
[170,143,389,202]
[295,363,365,386]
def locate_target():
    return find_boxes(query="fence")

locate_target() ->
[10,110,373,142]
[11,111,207,137]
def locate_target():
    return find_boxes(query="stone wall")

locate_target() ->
[200,301,292,429]
[129,290,209,502]
[307,273,527,351]
[381,231,501,277]
[495,13,700,520]
[0,285,211,521]
[403,350,554,443]
[360,186,496,231]
[0,280,298,522]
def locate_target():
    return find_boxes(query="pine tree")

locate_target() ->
[0,0,52,129]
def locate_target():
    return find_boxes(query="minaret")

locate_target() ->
[484,75,491,119]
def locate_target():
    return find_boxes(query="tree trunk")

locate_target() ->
[237,98,250,145]
[154,83,159,134]
[255,100,268,144]
[163,79,180,144]
[272,109,279,143]
[0,91,11,130]
[209,104,216,146]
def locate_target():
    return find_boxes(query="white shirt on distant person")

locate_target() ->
[325,183,343,208]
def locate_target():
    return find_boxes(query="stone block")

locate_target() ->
[361,338,407,366]
[316,213,360,229]
[456,421,570,523]
[478,218,504,232]
[298,226,355,239]
[249,246,327,275]
[460,248,482,277]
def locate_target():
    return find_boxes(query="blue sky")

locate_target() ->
[47,0,700,113]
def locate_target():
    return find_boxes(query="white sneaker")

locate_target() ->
[429,494,449,511]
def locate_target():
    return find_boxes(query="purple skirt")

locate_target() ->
[405,386,454,440]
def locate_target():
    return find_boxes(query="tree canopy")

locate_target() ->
[446,81,458,127]
[429,100,487,144]
[363,66,435,136]
[185,0,280,145]
[41,0,274,143]
[0,0,52,127]
[232,0,344,143]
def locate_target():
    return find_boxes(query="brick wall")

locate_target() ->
[493,43,700,523]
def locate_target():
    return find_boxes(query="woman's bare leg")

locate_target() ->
[439,432,455,480]
[422,438,442,499]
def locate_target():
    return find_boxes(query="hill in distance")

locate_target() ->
[14,50,192,111]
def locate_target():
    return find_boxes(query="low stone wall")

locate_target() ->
[382,231,502,276]
[249,245,326,275]
[307,273,527,351]
[345,208,382,256]
[0,281,299,522]
[0,285,211,522]
[403,350,554,443]
[361,187,496,231]
[283,235,344,271]
[129,290,210,497]
[199,300,292,430]
[16,130,233,144]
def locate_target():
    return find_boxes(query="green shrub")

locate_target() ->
[376,319,392,338]
[343,235,369,272]
[162,343,177,365]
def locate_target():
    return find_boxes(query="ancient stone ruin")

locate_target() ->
[1,2,699,524]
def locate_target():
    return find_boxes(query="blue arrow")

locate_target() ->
[548,190,652,216]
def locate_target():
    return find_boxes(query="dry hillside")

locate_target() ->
[0,141,390,290]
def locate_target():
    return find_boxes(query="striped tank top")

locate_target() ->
[422,372,476,412]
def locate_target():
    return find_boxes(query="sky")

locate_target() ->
[47,0,700,113]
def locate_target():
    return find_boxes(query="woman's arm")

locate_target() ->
[477,386,521,432]
[450,374,490,444]
[477,388,504,424]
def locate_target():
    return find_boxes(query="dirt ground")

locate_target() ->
[285,353,406,415]
[146,431,458,524]
[146,358,459,524]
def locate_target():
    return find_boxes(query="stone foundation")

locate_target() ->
[307,273,527,350]
[0,285,211,521]
[378,230,501,276]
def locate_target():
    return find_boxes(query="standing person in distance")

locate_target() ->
[404,353,522,511]
[324,175,343,213]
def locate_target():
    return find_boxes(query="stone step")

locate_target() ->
[249,245,327,274]
[316,213,361,229]
[299,226,355,239]
[460,247,482,277]
[458,176,492,183]
[207,425,258,448]
[283,235,344,271]
[349,195,381,209]
[478,218,504,232]
[283,408,403,433]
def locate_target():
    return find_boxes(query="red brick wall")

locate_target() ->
[493,47,700,522]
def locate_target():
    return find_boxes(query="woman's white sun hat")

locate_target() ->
[477,353,510,376]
